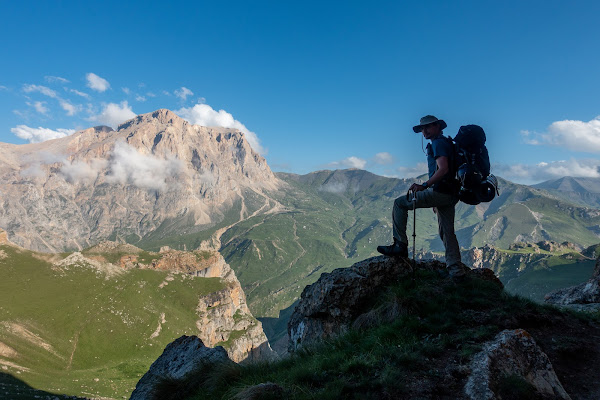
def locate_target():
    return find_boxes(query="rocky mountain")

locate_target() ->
[534,176,600,209]
[145,255,600,399]
[0,229,272,399]
[3,111,600,340]
[0,109,281,253]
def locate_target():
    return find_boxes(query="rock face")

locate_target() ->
[130,335,232,400]
[196,283,275,363]
[288,256,502,352]
[464,329,571,400]
[0,109,282,252]
[288,256,413,352]
[60,242,274,363]
[545,255,600,311]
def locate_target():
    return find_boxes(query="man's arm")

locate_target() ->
[409,156,449,192]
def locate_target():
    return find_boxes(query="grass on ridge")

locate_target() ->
[155,270,593,400]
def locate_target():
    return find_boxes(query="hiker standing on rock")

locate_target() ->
[377,115,466,278]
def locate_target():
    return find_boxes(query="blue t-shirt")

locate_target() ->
[426,135,456,194]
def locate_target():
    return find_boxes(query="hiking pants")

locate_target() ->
[392,189,461,269]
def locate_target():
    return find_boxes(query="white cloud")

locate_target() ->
[174,87,193,101]
[23,84,58,98]
[374,152,394,165]
[0,85,8,91]
[86,73,110,92]
[106,141,183,190]
[44,76,69,84]
[23,84,80,115]
[19,152,68,179]
[327,156,367,169]
[162,90,171,96]
[60,159,108,183]
[523,116,600,153]
[67,88,90,99]
[396,162,428,178]
[146,92,156,98]
[494,159,600,184]
[89,101,136,128]
[59,99,79,116]
[11,125,75,143]
[176,103,266,154]
[27,101,49,115]
[135,94,146,102]
[122,87,131,95]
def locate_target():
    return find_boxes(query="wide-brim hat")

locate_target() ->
[413,115,447,133]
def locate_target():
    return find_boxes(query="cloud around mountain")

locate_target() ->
[176,104,265,155]
[89,101,137,129]
[11,125,75,143]
[494,158,600,184]
[105,141,183,190]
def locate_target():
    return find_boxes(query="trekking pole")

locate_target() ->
[411,189,417,279]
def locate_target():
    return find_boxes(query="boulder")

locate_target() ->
[288,256,503,353]
[130,335,232,400]
[545,256,600,310]
[288,255,414,352]
[464,329,571,400]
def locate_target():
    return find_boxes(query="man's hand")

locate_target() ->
[409,183,426,192]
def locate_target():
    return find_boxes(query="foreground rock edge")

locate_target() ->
[464,328,571,400]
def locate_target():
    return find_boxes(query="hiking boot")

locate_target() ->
[448,263,471,281]
[377,240,408,257]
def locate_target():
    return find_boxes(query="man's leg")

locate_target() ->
[435,200,463,276]
[392,190,443,245]
[380,190,447,257]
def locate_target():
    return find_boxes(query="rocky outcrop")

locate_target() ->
[288,256,501,352]
[288,256,412,352]
[196,281,275,363]
[544,256,600,311]
[130,335,232,400]
[57,243,274,363]
[464,329,571,400]
[0,109,282,252]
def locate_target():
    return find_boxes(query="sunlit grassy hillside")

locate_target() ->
[0,244,225,399]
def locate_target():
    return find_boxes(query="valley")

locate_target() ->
[1,110,600,399]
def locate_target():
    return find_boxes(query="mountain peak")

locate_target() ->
[118,108,186,131]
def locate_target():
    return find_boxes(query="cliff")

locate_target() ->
[78,241,275,363]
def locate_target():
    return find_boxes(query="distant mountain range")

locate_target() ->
[1,109,599,320]
[533,176,600,209]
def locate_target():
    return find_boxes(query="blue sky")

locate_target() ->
[1,0,599,184]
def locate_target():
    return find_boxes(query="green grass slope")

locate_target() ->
[0,244,225,399]
[157,269,600,400]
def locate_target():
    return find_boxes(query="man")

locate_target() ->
[377,115,466,278]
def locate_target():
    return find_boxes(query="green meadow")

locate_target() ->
[0,244,225,399]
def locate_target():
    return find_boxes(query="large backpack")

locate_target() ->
[449,125,499,205]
